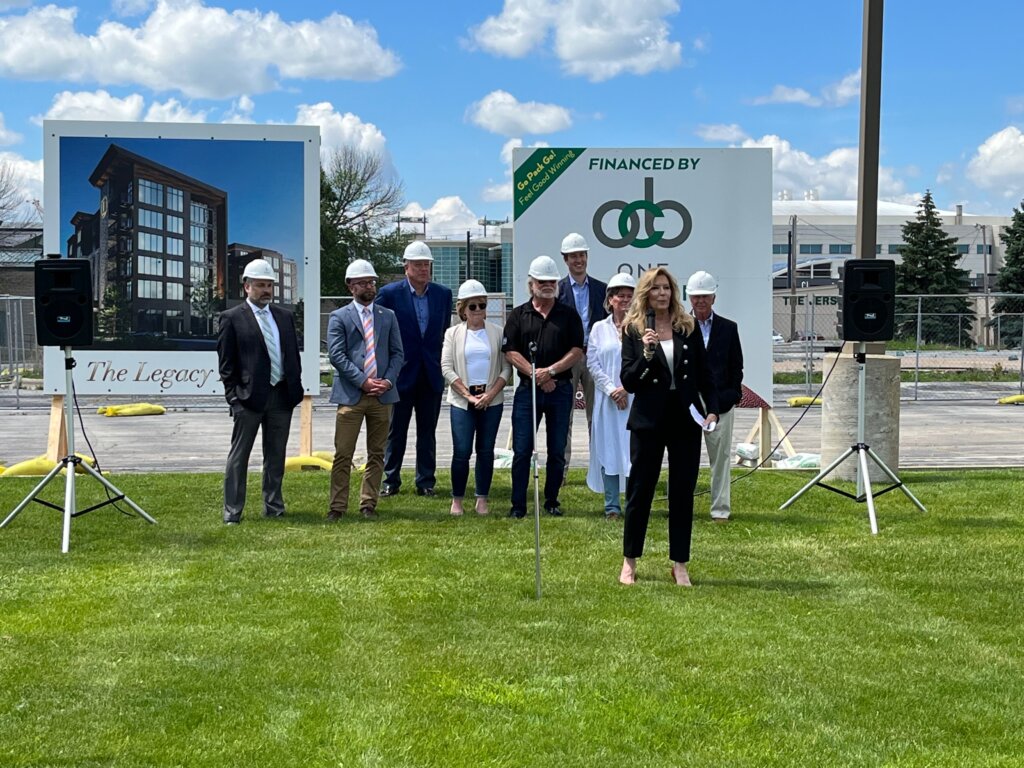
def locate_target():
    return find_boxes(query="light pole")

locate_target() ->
[976,223,990,346]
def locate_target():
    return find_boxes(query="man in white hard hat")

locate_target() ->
[556,232,608,484]
[501,255,584,518]
[217,258,304,524]
[375,241,453,498]
[687,270,744,522]
[326,259,404,520]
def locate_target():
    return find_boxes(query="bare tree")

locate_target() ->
[322,147,404,233]
[321,147,407,294]
[0,159,25,225]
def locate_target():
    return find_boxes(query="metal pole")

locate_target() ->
[855,0,884,262]
[466,231,472,283]
[789,217,797,340]
[981,225,990,347]
[914,296,922,400]
[529,344,542,600]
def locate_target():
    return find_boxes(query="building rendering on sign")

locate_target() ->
[67,144,298,343]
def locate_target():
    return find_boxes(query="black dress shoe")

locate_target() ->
[326,511,344,522]
[380,485,398,498]
[223,513,241,525]
[545,505,563,517]
[263,509,285,518]
[416,487,437,497]
[360,508,379,520]
[508,508,526,519]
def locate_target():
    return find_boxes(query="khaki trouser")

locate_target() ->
[703,406,735,519]
[329,395,392,515]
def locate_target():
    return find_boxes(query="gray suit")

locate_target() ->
[326,301,404,516]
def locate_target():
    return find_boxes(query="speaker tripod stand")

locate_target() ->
[779,342,925,534]
[1,347,156,552]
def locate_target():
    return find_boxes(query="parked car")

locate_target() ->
[796,332,825,341]
[772,329,784,344]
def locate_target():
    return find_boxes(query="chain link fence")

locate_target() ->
[0,296,41,405]
[774,291,1024,400]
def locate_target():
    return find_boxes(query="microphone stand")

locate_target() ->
[528,341,542,600]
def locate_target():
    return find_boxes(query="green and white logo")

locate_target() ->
[592,177,693,249]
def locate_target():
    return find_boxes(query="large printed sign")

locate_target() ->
[42,121,320,396]
[513,147,773,400]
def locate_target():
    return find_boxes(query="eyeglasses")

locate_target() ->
[349,279,376,288]
[466,302,487,311]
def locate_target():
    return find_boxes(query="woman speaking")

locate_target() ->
[619,267,718,587]
[441,280,511,516]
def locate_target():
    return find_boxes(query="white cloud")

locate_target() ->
[402,196,480,239]
[112,0,153,17]
[694,123,747,142]
[481,137,550,202]
[752,85,821,107]
[738,132,910,201]
[40,90,145,122]
[144,98,209,123]
[222,95,255,124]
[295,102,387,157]
[468,90,571,136]
[35,90,207,124]
[966,126,1024,199]
[0,112,22,146]
[470,0,682,81]
[753,69,860,108]
[0,150,44,221]
[0,1,401,99]
[0,0,30,10]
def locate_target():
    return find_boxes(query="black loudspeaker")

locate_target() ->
[35,257,94,347]
[837,259,895,342]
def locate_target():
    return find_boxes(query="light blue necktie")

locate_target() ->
[256,308,283,386]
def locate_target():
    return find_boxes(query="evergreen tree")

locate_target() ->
[894,190,974,346]
[992,200,1024,346]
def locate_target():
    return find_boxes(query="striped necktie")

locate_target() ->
[362,306,377,379]
[256,308,283,386]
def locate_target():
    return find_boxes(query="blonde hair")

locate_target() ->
[455,296,486,321]
[623,267,693,338]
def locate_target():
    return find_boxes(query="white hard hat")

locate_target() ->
[345,259,378,281]
[686,270,718,296]
[403,241,434,261]
[457,279,487,301]
[242,258,276,282]
[607,272,637,292]
[560,232,589,254]
[528,255,561,281]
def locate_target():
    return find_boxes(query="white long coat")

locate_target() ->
[585,315,633,493]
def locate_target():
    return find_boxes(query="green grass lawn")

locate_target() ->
[1,468,1023,767]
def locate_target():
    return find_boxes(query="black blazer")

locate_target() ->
[703,313,744,414]
[620,323,719,432]
[557,274,608,334]
[217,302,303,412]
[375,278,453,394]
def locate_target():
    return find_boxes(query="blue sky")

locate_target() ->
[2,0,1023,237]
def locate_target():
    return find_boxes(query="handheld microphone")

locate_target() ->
[645,310,657,354]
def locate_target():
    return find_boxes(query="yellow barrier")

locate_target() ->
[997,394,1024,405]
[787,396,822,407]
[1,453,96,477]
[97,403,167,417]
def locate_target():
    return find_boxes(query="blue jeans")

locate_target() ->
[510,379,572,511]
[450,403,504,498]
[602,469,622,516]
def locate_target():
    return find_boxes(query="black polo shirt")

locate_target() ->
[501,300,584,384]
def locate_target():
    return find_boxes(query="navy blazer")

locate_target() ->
[620,323,719,433]
[375,278,453,394]
[557,274,608,336]
[327,301,404,406]
[702,312,744,414]
[217,302,303,412]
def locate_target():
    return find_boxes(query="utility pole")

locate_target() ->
[396,214,428,237]
[477,216,508,238]
[466,231,472,282]
[979,223,990,346]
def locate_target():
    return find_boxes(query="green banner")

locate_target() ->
[513,147,585,220]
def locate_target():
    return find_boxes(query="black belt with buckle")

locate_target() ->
[468,384,487,396]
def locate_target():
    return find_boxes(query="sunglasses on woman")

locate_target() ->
[467,302,487,311]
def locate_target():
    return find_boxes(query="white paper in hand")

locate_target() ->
[689,404,717,432]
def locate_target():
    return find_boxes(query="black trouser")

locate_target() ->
[383,369,443,491]
[223,382,294,520]
[622,400,702,563]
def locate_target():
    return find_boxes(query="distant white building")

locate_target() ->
[772,199,1009,292]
